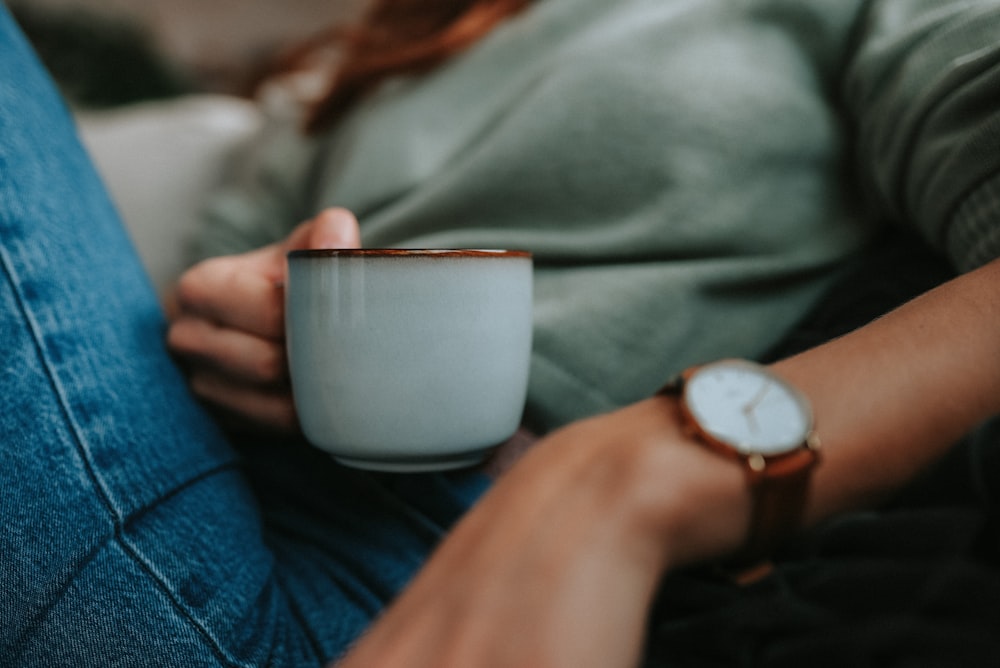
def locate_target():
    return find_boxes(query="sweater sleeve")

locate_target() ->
[843,0,1000,272]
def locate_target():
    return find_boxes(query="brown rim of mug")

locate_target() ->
[288,249,532,259]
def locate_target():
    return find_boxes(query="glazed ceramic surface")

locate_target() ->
[286,249,533,472]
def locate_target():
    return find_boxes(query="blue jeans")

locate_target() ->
[0,7,489,666]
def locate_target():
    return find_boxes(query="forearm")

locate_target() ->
[334,259,1000,668]
[662,256,1000,568]
[775,256,1000,524]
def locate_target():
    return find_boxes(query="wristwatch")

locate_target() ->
[659,359,820,559]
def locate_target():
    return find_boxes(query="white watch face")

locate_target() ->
[684,360,812,455]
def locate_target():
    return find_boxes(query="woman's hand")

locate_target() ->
[167,207,361,433]
[335,398,748,668]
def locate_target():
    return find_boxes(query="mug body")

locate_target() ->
[286,249,533,472]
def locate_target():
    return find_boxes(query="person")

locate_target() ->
[2,2,999,668]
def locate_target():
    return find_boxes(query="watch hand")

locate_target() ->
[743,380,771,414]
[742,380,771,434]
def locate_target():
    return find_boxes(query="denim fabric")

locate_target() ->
[0,7,489,666]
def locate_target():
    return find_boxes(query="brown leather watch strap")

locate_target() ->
[744,447,818,559]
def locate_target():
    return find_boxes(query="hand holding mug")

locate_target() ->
[167,208,361,433]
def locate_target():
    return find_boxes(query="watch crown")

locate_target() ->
[748,453,766,472]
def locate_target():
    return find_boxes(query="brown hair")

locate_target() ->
[292,0,533,134]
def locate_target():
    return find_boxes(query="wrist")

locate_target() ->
[614,396,750,572]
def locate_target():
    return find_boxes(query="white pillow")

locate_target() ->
[76,94,264,295]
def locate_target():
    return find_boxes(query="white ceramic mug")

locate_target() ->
[285,249,533,472]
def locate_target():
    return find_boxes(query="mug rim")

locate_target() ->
[288,248,531,260]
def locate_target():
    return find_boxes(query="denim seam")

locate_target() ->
[120,461,245,533]
[270,565,325,663]
[0,243,121,523]
[0,239,246,667]
[6,515,114,663]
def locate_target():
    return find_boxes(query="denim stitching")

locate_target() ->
[0,203,246,668]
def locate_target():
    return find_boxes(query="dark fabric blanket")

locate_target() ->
[644,232,1000,667]
[645,423,1000,667]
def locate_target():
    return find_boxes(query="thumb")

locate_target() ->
[257,208,361,284]
[286,207,362,252]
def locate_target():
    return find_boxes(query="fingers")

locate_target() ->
[167,315,288,385]
[172,208,361,339]
[174,253,286,340]
[168,312,297,432]
[166,207,361,434]
[188,372,299,433]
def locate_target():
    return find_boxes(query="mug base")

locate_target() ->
[332,447,493,473]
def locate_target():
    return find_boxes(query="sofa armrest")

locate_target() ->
[76,94,264,295]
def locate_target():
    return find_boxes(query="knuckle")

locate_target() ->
[272,398,300,431]
[174,264,208,310]
[187,373,215,401]
[175,258,229,311]
[166,318,196,354]
[260,299,286,338]
[253,345,288,383]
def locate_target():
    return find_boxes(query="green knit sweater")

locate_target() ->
[192,0,1000,431]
